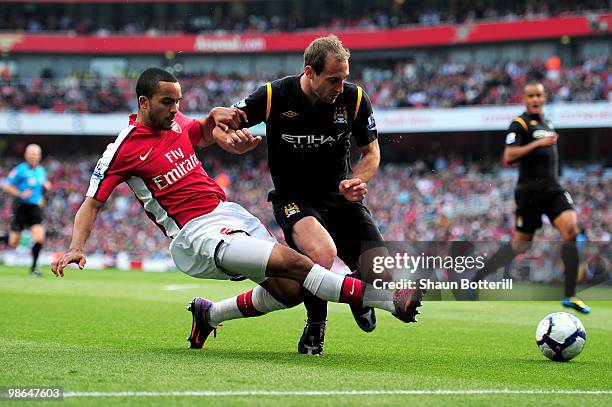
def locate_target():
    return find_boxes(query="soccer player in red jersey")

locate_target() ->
[50,68,422,350]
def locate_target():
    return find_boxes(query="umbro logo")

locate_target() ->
[283,111,299,118]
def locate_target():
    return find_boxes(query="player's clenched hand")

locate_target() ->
[339,178,368,201]
[50,250,86,277]
[213,126,261,154]
[209,107,248,131]
[233,129,262,154]
[230,127,262,154]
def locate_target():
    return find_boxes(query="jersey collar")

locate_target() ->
[294,74,312,108]
[525,112,543,121]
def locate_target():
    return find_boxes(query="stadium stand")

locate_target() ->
[1,155,609,258]
[0,57,609,113]
[1,0,609,34]
[0,0,609,276]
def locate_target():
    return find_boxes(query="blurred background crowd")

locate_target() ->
[1,155,609,257]
[0,57,610,113]
[0,0,609,272]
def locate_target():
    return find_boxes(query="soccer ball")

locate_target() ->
[535,312,586,362]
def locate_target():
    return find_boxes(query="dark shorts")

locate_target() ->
[270,195,383,271]
[514,184,575,233]
[10,202,44,232]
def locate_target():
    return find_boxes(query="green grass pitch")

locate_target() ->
[1,265,611,406]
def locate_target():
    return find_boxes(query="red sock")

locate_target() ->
[236,289,264,317]
[339,276,364,306]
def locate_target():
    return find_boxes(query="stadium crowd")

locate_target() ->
[0,57,609,113]
[1,155,609,258]
[362,57,611,108]
[0,0,608,34]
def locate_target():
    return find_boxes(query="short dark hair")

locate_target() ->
[304,35,350,75]
[135,68,178,99]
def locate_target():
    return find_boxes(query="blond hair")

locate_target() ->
[304,35,350,74]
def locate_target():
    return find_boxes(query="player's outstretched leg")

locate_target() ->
[218,235,421,324]
[187,280,301,349]
[264,243,422,324]
[186,236,423,349]
[186,275,421,350]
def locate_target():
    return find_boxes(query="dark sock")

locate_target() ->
[562,242,579,298]
[474,243,516,281]
[31,242,42,271]
[303,290,328,323]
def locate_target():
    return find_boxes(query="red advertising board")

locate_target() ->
[0,14,609,54]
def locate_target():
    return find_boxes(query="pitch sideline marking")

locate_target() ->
[161,284,209,291]
[63,389,612,398]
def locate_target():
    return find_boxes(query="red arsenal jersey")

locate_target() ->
[86,112,227,237]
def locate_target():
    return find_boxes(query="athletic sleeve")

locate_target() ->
[231,84,268,126]
[352,89,378,147]
[505,120,526,146]
[6,165,21,187]
[86,135,133,202]
[184,115,203,146]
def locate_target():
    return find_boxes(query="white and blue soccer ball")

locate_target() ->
[536,312,586,362]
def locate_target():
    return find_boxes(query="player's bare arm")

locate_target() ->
[50,197,104,277]
[504,135,557,163]
[339,139,380,201]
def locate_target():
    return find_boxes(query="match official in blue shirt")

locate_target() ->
[3,144,50,276]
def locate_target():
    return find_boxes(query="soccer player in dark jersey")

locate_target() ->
[3,144,50,276]
[470,81,590,313]
[226,35,385,354]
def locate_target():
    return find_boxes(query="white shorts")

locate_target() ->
[169,201,277,282]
